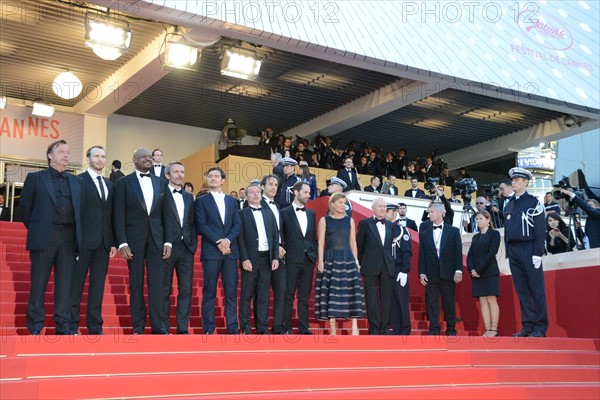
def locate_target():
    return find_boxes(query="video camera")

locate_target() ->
[452,178,478,202]
[424,177,439,193]
[553,176,584,201]
[481,183,499,198]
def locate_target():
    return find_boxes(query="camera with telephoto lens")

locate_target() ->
[452,178,478,202]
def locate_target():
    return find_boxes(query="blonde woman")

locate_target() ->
[467,210,501,337]
[314,192,366,335]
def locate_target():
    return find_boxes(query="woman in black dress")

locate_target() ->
[467,210,501,337]
[545,211,575,254]
[315,192,366,335]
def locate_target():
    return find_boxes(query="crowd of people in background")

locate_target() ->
[14,138,600,339]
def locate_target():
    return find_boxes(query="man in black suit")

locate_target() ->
[69,146,116,335]
[20,139,82,335]
[561,189,600,249]
[418,202,463,336]
[381,175,399,196]
[0,194,10,221]
[162,162,198,334]
[109,160,125,183]
[424,156,438,180]
[238,185,279,334]
[397,203,419,232]
[364,176,381,193]
[113,147,170,334]
[336,157,361,192]
[151,148,166,179]
[195,166,241,334]
[281,181,317,334]
[404,178,426,198]
[356,197,395,335]
[260,174,287,334]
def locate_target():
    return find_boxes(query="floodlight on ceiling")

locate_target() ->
[0,96,6,109]
[85,12,133,61]
[164,31,200,70]
[52,71,83,99]
[32,99,55,118]
[220,48,262,80]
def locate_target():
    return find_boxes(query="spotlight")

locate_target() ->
[52,71,83,100]
[220,48,262,80]
[32,99,55,117]
[85,13,133,61]
[563,115,581,128]
[0,96,6,109]
[164,31,200,70]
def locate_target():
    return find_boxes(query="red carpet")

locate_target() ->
[1,219,599,398]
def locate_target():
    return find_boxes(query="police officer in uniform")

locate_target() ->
[503,167,548,338]
[386,204,413,335]
[278,158,301,209]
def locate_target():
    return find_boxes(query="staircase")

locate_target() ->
[1,221,599,399]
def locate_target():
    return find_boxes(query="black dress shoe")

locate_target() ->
[513,329,531,337]
[55,330,75,335]
[256,329,270,335]
[152,329,169,335]
[30,330,41,336]
[241,330,251,335]
[446,331,457,337]
[530,331,546,338]
[177,330,190,335]
[227,329,239,334]
[204,331,213,335]
[299,330,313,335]
[88,330,103,335]
[133,327,144,335]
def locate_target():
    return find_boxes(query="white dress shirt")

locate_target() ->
[375,217,386,245]
[250,207,269,251]
[136,170,154,215]
[293,202,308,237]
[211,191,226,224]
[433,223,443,256]
[87,168,108,201]
[153,164,163,177]
[169,184,185,227]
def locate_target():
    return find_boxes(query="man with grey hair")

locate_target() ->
[418,202,463,336]
[357,197,395,335]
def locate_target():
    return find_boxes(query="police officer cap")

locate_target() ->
[249,178,261,186]
[330,177,347,189]
[509,167,533,180]
[281,157,298,166]
[386,203,399,211]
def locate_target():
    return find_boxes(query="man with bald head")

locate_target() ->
[113,147,171,334]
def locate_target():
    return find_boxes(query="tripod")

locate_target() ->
[460,198,477,234]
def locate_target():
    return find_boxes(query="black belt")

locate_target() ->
[258,251,269,257]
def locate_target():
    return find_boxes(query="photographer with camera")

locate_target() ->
[504,167,547,338]
[420,185,455,229]
[560,189,600,249]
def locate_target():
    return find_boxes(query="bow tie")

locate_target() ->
[398,218,406,221]
[140,173,151,178]
[251,207,262,212]
[269,201,276,205]
[53,171,65,178]
[173,188,182,194]
[154,165,161,167]
[375,218,385,224]
[433,225,443,230]
[296,207,306,212]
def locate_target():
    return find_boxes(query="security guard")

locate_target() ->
[278,158,300,209]
[503,167,548,337]
[387,204,413,335]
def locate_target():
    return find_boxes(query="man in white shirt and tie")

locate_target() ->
[336,158,361,192]
[151,148,166,179]
[403,178,426,199]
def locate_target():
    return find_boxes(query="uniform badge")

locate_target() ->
[403,234,409,241]
[506,214,511,220]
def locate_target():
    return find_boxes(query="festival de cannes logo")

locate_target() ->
[517,10,574,51]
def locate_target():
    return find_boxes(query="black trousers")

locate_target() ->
[425,279,456,334]
[239,253,272,333]
[270,261,287,333]
[390,279,411,335]
[202,257,239,333]
[27,226,76,333]
[69,246,109,333]
[128,234,164,332]
[162,242,194,332]
[284,254,314,333]
[364,271,393,335]
[508,242,548,334]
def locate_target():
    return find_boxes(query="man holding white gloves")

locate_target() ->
[503,167,548,338]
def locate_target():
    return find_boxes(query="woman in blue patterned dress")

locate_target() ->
[315,192,366,335]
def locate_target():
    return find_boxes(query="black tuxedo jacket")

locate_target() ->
[336,168,361,191]
[164,190,198,254]
[364,186,379,193]
[113,172,167,250]
[356,218,395,277]
[238,206,279,265]
[280,205,317,263]
[382,184,399,196]
[79,171,114,251]
[0,205,10,221]
[20,168,82,251]
[398,218,419,232]
[195,193,241,260]
[404,188,426,198]
[152,165,166,179]
[109,169,125,184]
[418,224,463,283]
